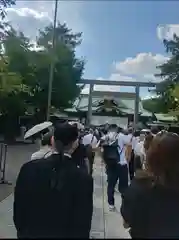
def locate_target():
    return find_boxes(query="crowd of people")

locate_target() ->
[13,122,179,238]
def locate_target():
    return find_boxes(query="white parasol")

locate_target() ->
[24,121,53,139]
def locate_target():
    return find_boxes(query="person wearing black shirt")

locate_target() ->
[13,123,93,238]
[72,143,89,174]
[121,132,179,238]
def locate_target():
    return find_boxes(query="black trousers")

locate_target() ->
[129,150,135,180]
[107,164,128,206]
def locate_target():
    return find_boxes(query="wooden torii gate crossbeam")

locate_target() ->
[79,79,157,128]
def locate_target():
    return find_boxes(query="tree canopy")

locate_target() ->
[142,97,166,113]
[0,0,15,19]
[0,21,84,122]
[155,34,179,114]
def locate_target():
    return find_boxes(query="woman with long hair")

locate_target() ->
[121,131,179,238]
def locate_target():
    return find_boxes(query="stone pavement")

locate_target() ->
[0,194,15,238]
[0,144,36,201]
[0,156,130,239]
[91,157,130,239]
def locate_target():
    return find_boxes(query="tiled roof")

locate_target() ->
[65,94,153,116]
[155,113,177,121]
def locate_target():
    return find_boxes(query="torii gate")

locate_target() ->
[79,79,157,128]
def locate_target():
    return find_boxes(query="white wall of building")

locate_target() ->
[91,116,128,128]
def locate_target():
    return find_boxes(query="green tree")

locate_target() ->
[2,22,84,121]
[37,22,82,50]
[32,22,85,120]
[0,0,16,57]
[0,55,28,141]
[155,34,179,112]
[0,0,15,19]
[0,55,30,115]
[142,97,167,113]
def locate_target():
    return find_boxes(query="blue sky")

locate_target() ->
[79,1,178,77]
[7,1,179,98]
[76,1,179,96]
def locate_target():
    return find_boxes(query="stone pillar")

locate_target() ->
[87,84,94,126]
[134,85,140,130]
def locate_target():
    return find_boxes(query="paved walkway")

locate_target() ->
[0,157,130,238]
[91,158,130,238]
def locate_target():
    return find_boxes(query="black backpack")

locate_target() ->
[103,134,120,167]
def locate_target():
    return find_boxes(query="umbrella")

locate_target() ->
[68,121,84,130]
[24,121,53,139]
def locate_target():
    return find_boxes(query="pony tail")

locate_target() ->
[55,140,64,161]
[50,140,64,189]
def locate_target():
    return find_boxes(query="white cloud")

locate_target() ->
[114,53,169,77]
[157,24,179,40]
[6,1,86,40]
[82,52,169,94]
[4,3,170,95]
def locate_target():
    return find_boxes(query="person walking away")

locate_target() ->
[13,123,93,238]
[94,128,100,141]
[68,123,90,174]
[31,132,53,160]
[102,124,119,211]
[121,131,179,238]
[150,126,159,137]
[117,130,130,194]
[102,125,129,211]
[121,152,151,232]
[126,128,136,180]
[82,129,98,175]
[134,132,145,172]
[72,138,90,174]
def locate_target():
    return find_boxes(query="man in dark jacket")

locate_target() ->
[13,123,93,238]
[72,143,90,174]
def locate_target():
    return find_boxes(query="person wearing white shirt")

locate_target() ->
[82,129,98,175]
[117,131,130,189]
[31,132,53,160]
[102,125,129,211]
[82,130,98,148]
[127,128,138,180]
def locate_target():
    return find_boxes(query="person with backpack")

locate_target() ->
[82,129,98,175]
[13,123,93,238]
[101,124,129,211]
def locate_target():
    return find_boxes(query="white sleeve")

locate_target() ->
[123,134,130,145]
[31,152,40,160]
[93,136,98,145]
[31,153,36,160]
[117,134,123,147]
[101,135,106,141]
[132,136,136,145]
[134,142,144,157]
[82,136,88,146]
